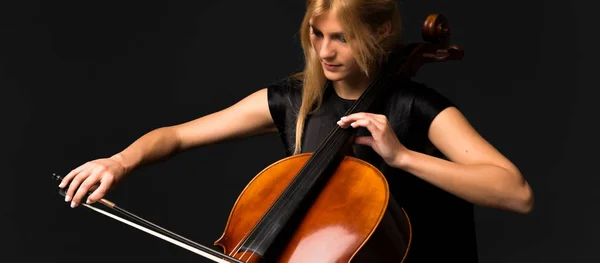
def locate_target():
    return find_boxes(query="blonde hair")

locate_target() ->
[292,0,403,154]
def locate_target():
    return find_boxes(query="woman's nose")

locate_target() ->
[319,39,336,60]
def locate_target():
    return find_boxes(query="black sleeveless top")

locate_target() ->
[266,75,479,262]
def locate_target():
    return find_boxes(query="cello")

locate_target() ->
[53,13,463,263]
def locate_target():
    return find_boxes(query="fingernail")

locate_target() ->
[58,183,63,188]
[340,116,346,120]
[70,201,76,208]
[65,195,70,202]
[86,199,91,204]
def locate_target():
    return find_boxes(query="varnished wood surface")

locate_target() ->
[214,154,411,262]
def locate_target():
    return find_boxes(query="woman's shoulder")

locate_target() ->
[266,73,304,106]
[394,78,455,109]
[390,78,456,131]
[267,73,304,92]
[265,73,304,121]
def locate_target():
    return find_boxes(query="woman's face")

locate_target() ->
[309,11,361,82]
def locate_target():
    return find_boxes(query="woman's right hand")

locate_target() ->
[58,156,127,208]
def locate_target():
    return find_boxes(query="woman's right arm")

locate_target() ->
[60,88,277,208]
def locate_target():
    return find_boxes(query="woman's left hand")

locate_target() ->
[337,112,408,167]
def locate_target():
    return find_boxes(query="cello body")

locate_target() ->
[214,154,412,263]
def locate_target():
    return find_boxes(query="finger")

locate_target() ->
[344,113,385,126]
[366,114,387,127]
[347,112,385,122]
[71,173,100,208]
[354,136,374,147]
[65,168,92,202]
[350,119,384,134]
[372,114,388,123]
[346,112,371,119]
[88,184,99,193]
[338,113,366,124]
[59,164,86,188]
[337,116,352,128]
[337,118,352,128]
[86,174,114,204]
[338,114,380,129]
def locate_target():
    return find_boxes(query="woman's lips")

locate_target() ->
[323,62,341,71]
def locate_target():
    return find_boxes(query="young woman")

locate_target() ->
[59,0,533,261]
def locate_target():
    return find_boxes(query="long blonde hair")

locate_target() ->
[292,0,403,154]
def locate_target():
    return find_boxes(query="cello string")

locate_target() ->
[234,117,350,256]
[236,137,349,256]
[236,150,340,256]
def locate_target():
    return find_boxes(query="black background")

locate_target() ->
[2,0,597,262]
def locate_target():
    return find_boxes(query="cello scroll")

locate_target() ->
[402,13,464,77]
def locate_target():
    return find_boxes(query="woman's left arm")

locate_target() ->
[396,107,534,214]
[338,107,534,214]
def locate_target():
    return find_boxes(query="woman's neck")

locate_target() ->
[332,70,379,100]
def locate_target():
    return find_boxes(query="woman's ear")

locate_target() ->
[376,21,392,40]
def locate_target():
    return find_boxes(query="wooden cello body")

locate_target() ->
[215,154,410,263]
[214,14,464,263]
